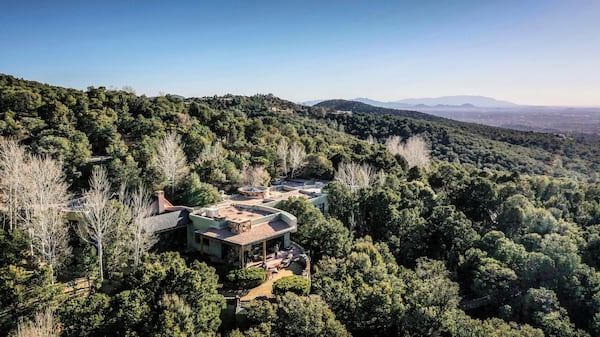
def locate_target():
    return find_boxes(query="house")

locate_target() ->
[186,182,328,267]
[188,203,296,267]
[67,182,328,267]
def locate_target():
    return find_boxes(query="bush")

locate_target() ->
[272,275,310,296]
[227,267,266,289]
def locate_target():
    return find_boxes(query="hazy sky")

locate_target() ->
[1,0,599,106]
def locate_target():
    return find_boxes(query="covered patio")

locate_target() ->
[195,219,296,267]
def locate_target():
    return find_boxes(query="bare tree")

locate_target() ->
[0,141,72,274]
[11,309,60,337]
[28,208,72,275]
[20,156,71,260]
[334,162,381,193]
[121,85,136,94]
[123,185,156,267]
[385,136,403,156]
[77,166,119,283]
[241,165,270,187]
[277,138,288,177]
[385,135,431,169]
[288,142,306,179]
[152,131,188,193]
[0,139,27,231]
[21,155,70,222]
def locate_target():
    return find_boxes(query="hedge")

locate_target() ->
[226,267,266,289]
[272,275,310,296]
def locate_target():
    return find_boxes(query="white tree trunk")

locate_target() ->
[98,241,103,283]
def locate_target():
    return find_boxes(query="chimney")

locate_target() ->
[155,190,165,214]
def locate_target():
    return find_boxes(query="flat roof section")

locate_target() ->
[197,220,294,246]
[214,205,273,222]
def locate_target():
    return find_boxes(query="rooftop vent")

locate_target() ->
[205,208,219,218]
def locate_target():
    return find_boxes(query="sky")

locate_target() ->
[1,0,599,106]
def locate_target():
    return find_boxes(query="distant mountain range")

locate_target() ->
[301,95,519,109]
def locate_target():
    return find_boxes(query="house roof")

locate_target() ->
[196,220,295,246]
[214,205,273,222]
[142,209,190,233]
[148,198,174,214]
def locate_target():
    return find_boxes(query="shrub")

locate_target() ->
[226,267,266,289]
[272,275,310,296]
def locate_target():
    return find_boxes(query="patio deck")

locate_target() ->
[245,243,303,269]
[240,262,305,301]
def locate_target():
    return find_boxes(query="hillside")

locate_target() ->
[1,74,598,184]
[316,99,600,180]
[316,99,447,122]
[2,75,600,337]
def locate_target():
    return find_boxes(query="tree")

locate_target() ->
[21,155,70,239]
[279,198,352,262]
[58,293,111,337]
[455,176,499,222]
[153,293,197,337]
[0,139,27,231]
[312,238,406,335]
[126,252,225,335]
[109,289,152,336]
[123,185,156,267]
[324,182,359,230]
[10,309,60,337]
[385,135,430,169]
[472,257,518,304]
[152,131,188,193]
[310,218,352,261]
[238,294,350,337]
[522,288,578,337]
[334,162,379,193]
[0,265,62,334]
[0,229,28,268]
[402,258,461,337]
[448,313,544,337]
[29,208,71,275]
[277,138,289,177]
[278,197,326,248]
[196,141,225,165]
[242,165,270,187]
[174,173,221,206]
[0,141,71,271]
[288,142,306,178]
[276,293,351,337]
[304,154,334,179]
[77,166,120,282]
[424,205,478,266]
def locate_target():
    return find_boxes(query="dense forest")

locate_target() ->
[316,100,600,179]
[1,74,600,337]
